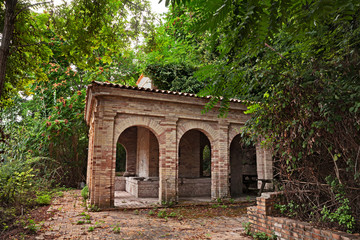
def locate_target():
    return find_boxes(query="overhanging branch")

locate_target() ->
[15,1,52,17]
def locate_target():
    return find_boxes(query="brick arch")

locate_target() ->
[113,115,165,143]
[177,121,218,146]
[228,124,243,146]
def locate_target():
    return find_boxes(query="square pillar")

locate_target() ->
[219,124,230,198]
[86,116,94,194]
[256,142,273,190]
[87,116,96,204]
[211,121,230,199]
[89,110,116,208]
[137,127,150,177]
[159,117,178,203]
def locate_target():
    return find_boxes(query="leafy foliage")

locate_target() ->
[36,194,51,205]
[138,9,205,93]
[1,9,53,105]
[0,0,155,233]
[166,0,360,233]
[144,62,202,93]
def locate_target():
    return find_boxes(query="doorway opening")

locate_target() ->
[178,129,211,198]
[229,134,257,197]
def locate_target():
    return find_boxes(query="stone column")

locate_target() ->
[256,142,273,190]
[158,116,178,203]
[137,127,150,177]
[212,120,230,199]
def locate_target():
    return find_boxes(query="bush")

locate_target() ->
[0,163,35,205]
[0,156,63,231]
[36,194,51,205]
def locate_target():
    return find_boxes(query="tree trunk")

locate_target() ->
[0,0,18,100]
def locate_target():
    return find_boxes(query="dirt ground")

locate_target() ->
[3,190,253,240]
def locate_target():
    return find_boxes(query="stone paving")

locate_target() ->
[35,190,252,240]
[114,191,256,209]
[114,191,159,208]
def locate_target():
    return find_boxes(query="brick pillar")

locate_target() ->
[89,113,101,207]
[86,116,94,191]
[256,142,273,190]
[212,121,230,199]
[158,117,178,203]
[248,192,282,219]
[90,110,116,208]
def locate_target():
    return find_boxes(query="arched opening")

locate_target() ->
[229,134,257,197]
[201,144,211,177]
[178,129,211,198]
[114,126,159,205]
[116,143,126,175]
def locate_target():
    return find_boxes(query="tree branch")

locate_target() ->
[264,42,295,71]
[15,1,52,17]
[11,41,46,49]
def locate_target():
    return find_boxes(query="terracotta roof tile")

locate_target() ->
[89,81,249,104]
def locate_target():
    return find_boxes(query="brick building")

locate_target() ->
[84,81,273,207]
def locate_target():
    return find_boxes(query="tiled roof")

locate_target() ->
[89,81,248,104]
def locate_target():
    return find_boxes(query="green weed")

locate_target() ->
[81,185,89,202]
[25,219,40,233]
[112,223,121,234]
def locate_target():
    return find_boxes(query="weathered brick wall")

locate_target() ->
[125,177,159,198]
[86,114,94,197]
[114,176,126,191]
[178,178,211,197]
[247,192,359,240]
[149,131,159,177]
[179,130,201,178]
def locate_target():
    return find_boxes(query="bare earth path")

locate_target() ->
[33,190,252,240]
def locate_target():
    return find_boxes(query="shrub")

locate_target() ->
[36,194,51,205]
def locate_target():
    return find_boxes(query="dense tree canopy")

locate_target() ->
[163,0,360,233]
[137,10,205,94]
[0,0,154,232]
[0,0,154,103]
